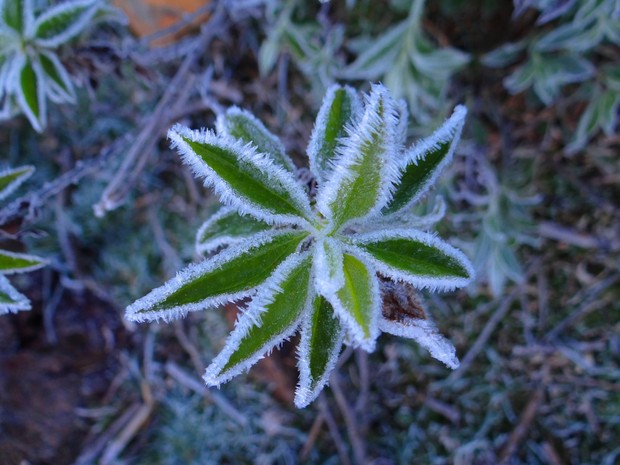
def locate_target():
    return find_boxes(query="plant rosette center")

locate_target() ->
[126,83,474,408]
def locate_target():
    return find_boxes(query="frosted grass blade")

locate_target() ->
[307,84,361,184]
[204,252,313,386]
[217,107,297,174]
[126,231,308,322]
[295,294,343,408]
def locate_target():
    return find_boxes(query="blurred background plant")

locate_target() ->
[0,0,619,464]
[0,0,123,131]
[483,0,620,153]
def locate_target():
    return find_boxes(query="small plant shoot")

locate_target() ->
[0,0,111,131]
[126,83,473,408]
[0,165,48,314]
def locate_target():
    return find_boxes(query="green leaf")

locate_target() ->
[204,253,313,385]
[126,231,308,322]
[307,84,361,184]
[383,105,466,215]
[342,20,407,79]
[16,58,46,132]
[295,294,343,408]
[39,52,75,103]
[317,84,399,230]
[217,107,297,174]
[1,0,29,33]
[169,125,313,226]
[33,0,98,48]
[0,165,34,201]
[0,249,47,274]
[195,206,273,255]
[351,230,473,291]
[0,275,30,314]
[482,41,526,68]
[329,253,378,351]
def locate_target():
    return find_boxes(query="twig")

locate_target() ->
[445,289,519,384]
[94,7,227,216]
[0,135,130,227]
[299,412,325,461]
[100,391,155,465]
[165,361,247,426]
[538,221,617,250]
[354,348,370,412]
[545,273,619,341]
[498,385,545,464]
[330,374,367,465]
[73,403,141,465]
[317,396,351,465]
[174,321,205,374]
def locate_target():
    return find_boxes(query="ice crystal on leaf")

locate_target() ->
[126,83,474,408]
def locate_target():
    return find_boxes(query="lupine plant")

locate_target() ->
[0,165,47,314]
[126,83,473,408]
[0,0,107,132]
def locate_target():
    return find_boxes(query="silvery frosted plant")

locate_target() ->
[0,0,108,132]
[0,165,47,314]
[126,84,473,408]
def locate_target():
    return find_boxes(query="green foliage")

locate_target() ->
[484,0,620,152]
[258,0,469,122]
[0,0,115,132]
[0,165,47,314]
[127,84,473,408]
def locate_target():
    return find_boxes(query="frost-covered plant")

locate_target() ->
[0,165,47,314]
[0,0,108,132]
[126,83,473,408]
[484,0,620,152]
